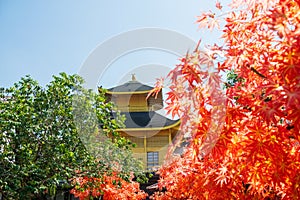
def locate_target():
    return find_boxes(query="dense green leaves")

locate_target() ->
[0,73,143,199]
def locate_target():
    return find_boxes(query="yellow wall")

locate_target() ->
[129,94,148,112]
[111,94,148,112]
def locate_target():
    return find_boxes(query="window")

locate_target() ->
[147,151,159,170]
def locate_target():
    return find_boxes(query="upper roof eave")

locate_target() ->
[105,90,153,95]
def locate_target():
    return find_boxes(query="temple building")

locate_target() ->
[103,75,180,170]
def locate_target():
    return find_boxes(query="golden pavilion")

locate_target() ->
[103,75,180,170]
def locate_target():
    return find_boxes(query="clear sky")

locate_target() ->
[0,0,228,89]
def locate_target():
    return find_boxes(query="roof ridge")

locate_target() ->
[107,79,154,93]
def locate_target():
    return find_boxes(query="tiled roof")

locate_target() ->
[113,111,179,129]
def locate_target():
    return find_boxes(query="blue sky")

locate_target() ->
[0,0,228,89]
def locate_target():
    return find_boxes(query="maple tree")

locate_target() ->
[70,172,147,200]
[149,0,300,199]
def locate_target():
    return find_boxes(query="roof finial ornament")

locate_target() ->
[131,73,136,81]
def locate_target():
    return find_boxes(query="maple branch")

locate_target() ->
[250,66,267,79]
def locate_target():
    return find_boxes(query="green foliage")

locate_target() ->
[224,69,244,88]
[0,73,144,199]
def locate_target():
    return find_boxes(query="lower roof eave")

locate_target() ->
[116,120,181,131]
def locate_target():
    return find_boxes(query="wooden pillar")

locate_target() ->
[144,135,147,153]
[144,134,147,170]
[169,129,172,144]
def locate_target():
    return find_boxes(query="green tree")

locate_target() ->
[0,73,144,199]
